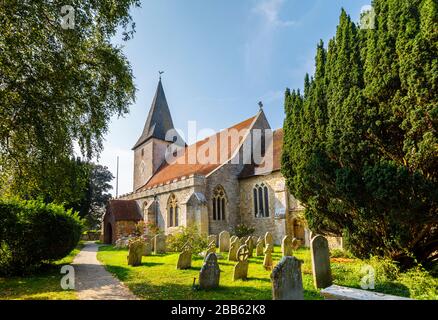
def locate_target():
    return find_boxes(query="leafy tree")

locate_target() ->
[0,0,139,197]
[78,163,114,229]
[282,0,437,268]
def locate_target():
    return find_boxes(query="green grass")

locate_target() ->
[0,242,84,300]
[97,246,438,300]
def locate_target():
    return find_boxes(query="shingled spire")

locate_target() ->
[132,78,176,149]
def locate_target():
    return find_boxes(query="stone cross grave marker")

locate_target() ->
[219,231,230,252]
[177,242,192,270]
[199,253,220,289]
[154,234,166,254]
[281,235,293,257]
[271,256,304,300]
[233,245,250,281]
[263,243,274,270]
[127,238,145,266]
[311,235,333,289]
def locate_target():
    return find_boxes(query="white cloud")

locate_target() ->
[253,0,297,28]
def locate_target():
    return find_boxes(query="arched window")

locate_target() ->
[168,194,179,227]
[253,183,269,218]
[212,186,226,221]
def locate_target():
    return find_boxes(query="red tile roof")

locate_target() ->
[139,115,257,190]
[238,128,283,179]
[107,200,142,221]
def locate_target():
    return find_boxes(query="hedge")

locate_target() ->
[0,198,83,275]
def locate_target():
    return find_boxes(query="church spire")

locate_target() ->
[132,77,177,149]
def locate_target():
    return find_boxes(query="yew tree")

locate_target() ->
[282,0,437,268]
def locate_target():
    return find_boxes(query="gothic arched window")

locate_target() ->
[168,194,179,227]
[212,186,226,221]
[253,183,269,218]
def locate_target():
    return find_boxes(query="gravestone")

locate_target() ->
[228,238,240,261]
[311,235,332,289]
[256,238,264,256]
[245,237,254,258]
[154,234,166,254]
[230,235,238,243]
[271,256,304,300]
[291,238,301,250]
[257,236,265,248]
[219,231,230,252]
[199,253,220,289]
[143,241,152,256]
[233,245,250,281]
[263,243,274,270]
[265,232,274,252]
[208,234,217,246]
[206,240,216,255]
[127,238,145,266]
[251,236,258,246]
[281,235,293,257]
[177,242,192,270]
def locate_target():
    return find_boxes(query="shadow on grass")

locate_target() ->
[375,282,411,298]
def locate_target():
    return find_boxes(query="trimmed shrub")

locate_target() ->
[233,224,255,238]
[0,198,83,275]
[166,225,207,254]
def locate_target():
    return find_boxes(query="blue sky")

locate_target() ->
[97,0,370,196]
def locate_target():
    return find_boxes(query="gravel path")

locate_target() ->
[72,242,138,300]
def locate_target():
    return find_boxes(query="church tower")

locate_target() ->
[132,77,182,191]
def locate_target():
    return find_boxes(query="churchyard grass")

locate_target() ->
[98,245,438,300]
[0,242,84,300]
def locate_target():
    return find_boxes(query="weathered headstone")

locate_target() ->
[219,231,230,252]
[143,241,152,256]
[177,242,192,270]
[199,253,220,289]
[206,240,216,255]
[127,238,145,266]
[281,235,293,257]
[263,243,274,270]
[271,256,304,300]
[311,235,332,289]
[256,238,264,256]
[154,234,166,254]
[230,235,238,243]
[228,238,240,261]
[291,238,301,250]
[257,236,265,248]
[245,237,254,258]
[208,234,217,246]
[265,232,274,252]
[233,245,250,281]
[251,236,258,246]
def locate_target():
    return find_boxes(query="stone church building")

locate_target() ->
[103,79,310,245]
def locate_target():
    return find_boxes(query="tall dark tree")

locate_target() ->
[79,164,114,229]
[282,0,437,268]
[0,1,139,197]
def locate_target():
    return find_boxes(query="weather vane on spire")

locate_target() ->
[159,71,164,80]
[258,101,263,110]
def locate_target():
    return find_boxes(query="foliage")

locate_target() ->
[166,225,208,254]
[233,224,255,238]
[0,0,139,201]
[77,163,114,229]
[0,198,83,275]
[330,249,356,259]
[135,221,161,237]
[282,0,438,268]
